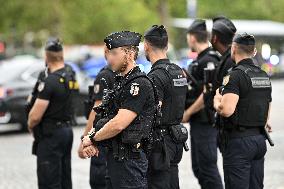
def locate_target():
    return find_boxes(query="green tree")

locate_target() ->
[0,0,284,45]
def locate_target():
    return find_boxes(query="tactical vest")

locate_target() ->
[224,64,271,127]
[188,49,220,100]
[52,67,79,121]
[96,66,116,93]
[186,60,203,101]
[149,62,187,126]
[115,71,159,144]
[187,50,220,123]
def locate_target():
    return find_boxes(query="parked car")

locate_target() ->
[0,55,92,130]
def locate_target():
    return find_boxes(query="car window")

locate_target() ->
[0,63,29,83]
[30,70,42,79]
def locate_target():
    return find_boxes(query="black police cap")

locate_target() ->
[212,16,236,35]
[187,19,206,33]
[212,15,227,23]
[233,33,255,45]
[144,25,168,38]
[104,31,142,50]
[45,37,63,52]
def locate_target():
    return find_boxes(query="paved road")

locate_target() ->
[0,79,284,189]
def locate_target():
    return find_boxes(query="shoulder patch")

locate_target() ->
[206,62,215,69]
[173,78,188,86]
[222,75,230,86]
[94,84,100,94]
[251,77,271,88]
[38,82,45,92]
[130,83,140,96]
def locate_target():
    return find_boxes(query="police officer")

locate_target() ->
[27,63,77,156]
[144,25,188,189]
[210,16,237,90]
[182,19,223,189]
[78,46,116,189]
[28,37,77,189]
[213,33,272,189]
[82,31,156,189]
[205,16,237,140]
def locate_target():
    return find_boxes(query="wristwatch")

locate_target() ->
[80,135,84,141]
[88,130,97,145]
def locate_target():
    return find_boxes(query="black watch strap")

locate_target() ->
[80,135,84,141]
[89,131,97,145]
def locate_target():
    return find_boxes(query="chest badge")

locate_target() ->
[37,82,45,92]
[130,83,140,96]
[222,75,230,86]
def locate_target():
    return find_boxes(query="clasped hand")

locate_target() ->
[81,135,99,158]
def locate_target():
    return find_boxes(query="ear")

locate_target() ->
[165,44,169,51]
[253,48,257,57]
[231,44,236,55]
[190,35,196,43]
[144,41,149,51]
[104,45,109,54]
[211,34,217,44]
[187,33,195,42]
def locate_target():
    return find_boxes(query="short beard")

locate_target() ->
[190,45,197,53]
[117,55,129,73]
[231,55,235,62]
[145,53,150,62]
[231,52,235,62]
[211,42,217,52]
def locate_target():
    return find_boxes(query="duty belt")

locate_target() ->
[226,127,262,138]
[40,120,71,137]
[156,128,170,136]
[218,126,262,152]
[155,125,172,136]
[42,120,71,128]
[110,142,142,161]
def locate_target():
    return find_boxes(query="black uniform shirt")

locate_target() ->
[193,47,220,82]
[189,47,220,122]
[38,68,72,121]
[93,66,116,101]
[214,48,235,90]
[30,70,48,103]
[118,66,155,115]
[222,58,272,102]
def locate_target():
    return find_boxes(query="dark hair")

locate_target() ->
[144,35,168,49]
[46,51,64,62]
[212,30,234,46]
[188,31,208,43]
[122,46,139,60]
[235,44,255,55]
